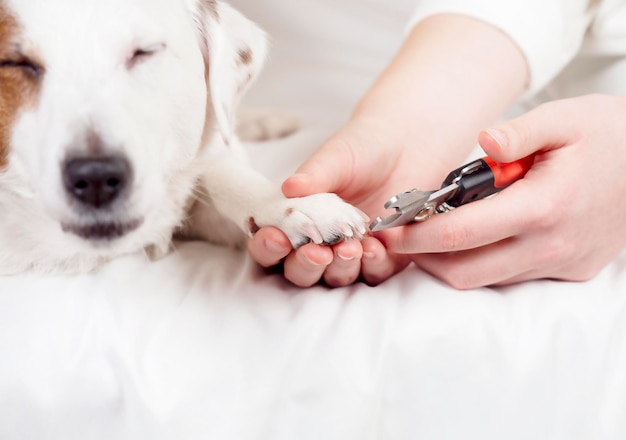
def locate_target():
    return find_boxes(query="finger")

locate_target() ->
[322,240,363,287]
[247,227,292,267]
[283,243,334,288]
[411,238,532,290]
[360,236,411,286]
[378,178,539,254]
[479,99,581,162]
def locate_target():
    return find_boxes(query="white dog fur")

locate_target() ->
[0,0,368,274]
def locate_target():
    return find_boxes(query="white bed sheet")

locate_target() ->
[2,131,626,440]
[2,4,626,439]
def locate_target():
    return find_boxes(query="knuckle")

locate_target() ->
[534,235,575,267]
[502,112,539,154]
[440,225,472,252]
[508,123,532,151]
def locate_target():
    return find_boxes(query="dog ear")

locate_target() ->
[195,1,267,145]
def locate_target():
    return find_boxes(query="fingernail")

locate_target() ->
[265,239,288,254]
[363,251,376,259]
[303,254,327,267]
[336,251,356,261]
[487,128,508,150]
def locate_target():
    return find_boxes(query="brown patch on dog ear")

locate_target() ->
[198,0,219,21]
[0,5,42,170]
[237,47,253,66]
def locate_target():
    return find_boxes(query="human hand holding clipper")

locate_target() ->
[378,95,626,289]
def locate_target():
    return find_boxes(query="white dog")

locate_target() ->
[0,0,368,274]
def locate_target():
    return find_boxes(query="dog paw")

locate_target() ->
[249,194,369,248]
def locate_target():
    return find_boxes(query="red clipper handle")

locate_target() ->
[442,154,535,208]
[483,155,534,188]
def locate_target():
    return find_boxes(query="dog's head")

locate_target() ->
[0,0,265,272]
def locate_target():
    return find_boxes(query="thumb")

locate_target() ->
[478,101,575,163]
[282,140,354,198]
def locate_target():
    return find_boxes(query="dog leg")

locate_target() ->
[192,151,368,248]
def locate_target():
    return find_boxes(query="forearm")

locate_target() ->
[352,14,529,186]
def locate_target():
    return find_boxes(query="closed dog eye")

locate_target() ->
[0,57,43,80]
[127,42,166,69]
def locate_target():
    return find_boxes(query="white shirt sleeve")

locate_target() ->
[408,0,597,96]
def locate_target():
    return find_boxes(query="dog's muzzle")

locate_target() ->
[61,154,142,241]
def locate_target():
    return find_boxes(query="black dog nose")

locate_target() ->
[63,155,132,208]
